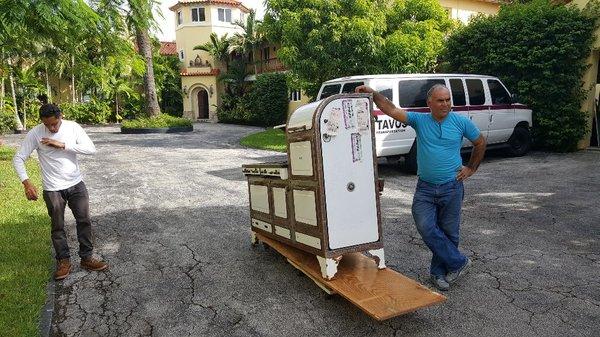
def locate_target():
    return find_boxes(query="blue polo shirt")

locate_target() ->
[407,111,480,184]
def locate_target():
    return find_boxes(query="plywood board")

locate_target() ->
[255,232,446,321]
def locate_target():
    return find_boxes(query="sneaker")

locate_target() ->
[430,275,450,291]
[54,259,72,280]
[81,257,109,271]
[446,258,472,283]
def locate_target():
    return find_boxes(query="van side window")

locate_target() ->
[320,84,341,100]
[398,79,445,108]
[449,79,466,106]
[466,79,485,105]
[487,79,511,104]
[341,82,364,93]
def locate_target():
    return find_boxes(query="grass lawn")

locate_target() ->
[0,145,52,337]
[240,128,287,152]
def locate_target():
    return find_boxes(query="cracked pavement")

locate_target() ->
[4,123,600,336]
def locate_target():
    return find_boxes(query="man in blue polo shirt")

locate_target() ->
[356,84,486,291]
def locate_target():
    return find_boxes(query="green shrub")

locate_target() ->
[0,106,16,134]
[247,73,289,126]
[443,0,597,151]
[121,114,192,129]
[59,100,111,125]
[216,94,252,124]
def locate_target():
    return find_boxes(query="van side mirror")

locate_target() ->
[511,93,519,104]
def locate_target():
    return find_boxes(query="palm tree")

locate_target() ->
[194,33,232,72]
[230,10,263,74]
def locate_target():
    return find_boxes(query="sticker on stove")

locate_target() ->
[351,133,362,162]
[342,99,356,129]
[356,100,369,132]
[326,107,341,135]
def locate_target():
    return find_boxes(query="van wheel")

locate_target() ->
[506,126,531,157]
[404,143,418,174]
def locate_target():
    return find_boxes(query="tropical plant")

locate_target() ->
[194,32,232,71]
[230,10,264,74]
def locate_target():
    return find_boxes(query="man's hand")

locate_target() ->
[41,138,65,149]
[355,85,375,94]
[456,166,475,181]
[22,179,38,201]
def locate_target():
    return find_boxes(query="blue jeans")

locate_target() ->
[412,179,467,277]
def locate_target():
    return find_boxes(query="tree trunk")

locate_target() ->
[71,55,76,103]
[1,77,5,112]
[8,59,24,131]
[45,66,51,102]
[136,28,161,117]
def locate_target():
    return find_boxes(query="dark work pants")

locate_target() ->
[43,181,94,260]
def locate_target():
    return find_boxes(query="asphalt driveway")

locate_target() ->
[4,123,600,336]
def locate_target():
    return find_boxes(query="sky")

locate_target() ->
[153,0,266,42]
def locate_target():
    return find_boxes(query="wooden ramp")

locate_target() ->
[255,233,446,321]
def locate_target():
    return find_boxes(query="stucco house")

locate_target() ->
[168,0,507,122]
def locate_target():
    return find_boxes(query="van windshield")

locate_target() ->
[319,84,341,100]
[398,79,445,108]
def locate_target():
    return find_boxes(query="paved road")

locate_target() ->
[4,123,600,336]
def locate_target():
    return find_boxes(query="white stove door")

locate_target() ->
[320,97,379,250]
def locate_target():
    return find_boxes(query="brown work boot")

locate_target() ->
[80,257,109,271]
[54,259,72,280]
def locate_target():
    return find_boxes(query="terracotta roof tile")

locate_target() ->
[180,68,221,76]
[169,0,250,13]
[160,41,177,56]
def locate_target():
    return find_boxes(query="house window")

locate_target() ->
[262,47,270,60]
[177,11,182,25]
[290,90,302,102]
[240,13,244,23]
[179,50,185,61]
[218,8,232,22]
[191,8,205,22]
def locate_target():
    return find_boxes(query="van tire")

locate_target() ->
[404,143,418,174]
[506,126,531,157]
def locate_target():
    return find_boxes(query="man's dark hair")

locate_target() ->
[39,103,61,119]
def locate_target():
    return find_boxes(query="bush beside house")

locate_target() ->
[444,0,598,152]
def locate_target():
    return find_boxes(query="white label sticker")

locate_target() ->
[351,133,362,162]
[342,99,356,129]
[356,100,369,132]
[326,107,341,135]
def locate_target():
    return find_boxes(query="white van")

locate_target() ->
[316,74,533,172]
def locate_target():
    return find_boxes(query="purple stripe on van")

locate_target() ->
[373,103,528,116]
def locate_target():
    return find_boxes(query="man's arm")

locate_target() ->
[64,124,96,155]
[355,85,409,124]
[13,133,39,200]
[457,134,486,181]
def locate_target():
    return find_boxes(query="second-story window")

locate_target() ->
[177,11,182,25]
[262,47,270,60]
[191,7,205,22]
[179,50,184,61]
[218,8,232,22]
[290,90,302,102]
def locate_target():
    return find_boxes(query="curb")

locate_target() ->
[39,278,56,337]
[120,126,193,134]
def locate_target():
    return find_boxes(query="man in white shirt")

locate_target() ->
[13,103,108,280]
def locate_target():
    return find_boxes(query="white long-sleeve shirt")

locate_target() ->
[13,120,96,191]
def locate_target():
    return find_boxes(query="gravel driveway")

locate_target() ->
[4,123,599,336]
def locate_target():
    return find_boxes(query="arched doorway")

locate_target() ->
[197,89,209,119]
